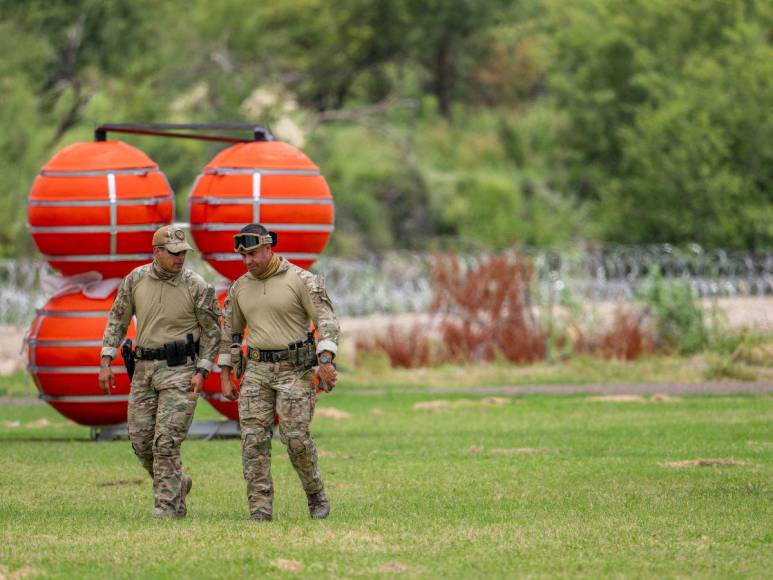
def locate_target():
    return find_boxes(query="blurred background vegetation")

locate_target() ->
[1,0,771,258]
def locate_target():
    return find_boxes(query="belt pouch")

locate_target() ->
[164,340,188,366]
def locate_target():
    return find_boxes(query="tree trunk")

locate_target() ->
[434,35,454,119]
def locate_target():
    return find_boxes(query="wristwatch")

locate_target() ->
[194,368,209,379]
[318,353,333,365]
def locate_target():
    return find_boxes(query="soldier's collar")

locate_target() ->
[246,256,290,280]
[150,261,183,285]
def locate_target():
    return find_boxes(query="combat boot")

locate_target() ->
[153,507,180,519]
[307,490,330,519]
[247,511,273,522]
[177,474,193,517]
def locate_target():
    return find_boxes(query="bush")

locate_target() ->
[430,249,545,364]
[640,271,708,354]
[703,354,759,382]
[372,323,435,369]
[565,305,654,361]
[597,307,654,360]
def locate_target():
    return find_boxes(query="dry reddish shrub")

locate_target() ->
[353,332,376,355]
[430,250,545,363]
[357,250,654,369]
[570,307,654,360]
[374,323,435,368]
[598,308,655,360]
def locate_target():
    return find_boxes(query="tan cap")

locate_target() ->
[152,225,193,252]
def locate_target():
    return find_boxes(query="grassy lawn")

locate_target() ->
[341,353,771,390]
[1,391,771,578]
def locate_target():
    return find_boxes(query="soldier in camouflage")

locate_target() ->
[98,225,222,519]
[219,223,340,521]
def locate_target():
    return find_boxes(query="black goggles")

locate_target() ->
[233,232,276,252]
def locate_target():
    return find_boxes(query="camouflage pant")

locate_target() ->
[127,359,197,514]
[239,360,322,517]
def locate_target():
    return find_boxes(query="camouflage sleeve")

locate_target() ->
[218,291,232,366]
[292,266,340,356]
[218,283,245,368]
[100,273,136,359]
[192,280,222,372]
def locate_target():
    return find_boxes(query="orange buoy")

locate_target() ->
[28,141,174,278]
[26,291,135,426]
[189,141,334,280]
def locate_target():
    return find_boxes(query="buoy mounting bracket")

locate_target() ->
[94,123,273,144]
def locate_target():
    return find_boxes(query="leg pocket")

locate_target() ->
[239,390,275,430]
[277,389,313,445]
[156,387,197,447]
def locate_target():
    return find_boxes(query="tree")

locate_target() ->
[546,0,773,248]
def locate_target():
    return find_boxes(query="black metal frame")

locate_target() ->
[94,123,273,143]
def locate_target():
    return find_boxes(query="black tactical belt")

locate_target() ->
[136,341,200,360]
[247,347,290,363]
[135,346,168,360]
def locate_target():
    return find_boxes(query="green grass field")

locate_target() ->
[1,391,771,578]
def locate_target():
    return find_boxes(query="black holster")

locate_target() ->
[121,339,136,381]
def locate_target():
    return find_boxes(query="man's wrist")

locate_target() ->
[194,368,209,380]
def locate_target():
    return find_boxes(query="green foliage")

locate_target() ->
[0,370,35,397]
[703,353,759,382]
[709,329,771,360]
[0,0,770,256]
[416,108,587,248]
[546,0,773,248]
[703,329,772,381]
[307,125,436,253]
[640,270,708,354]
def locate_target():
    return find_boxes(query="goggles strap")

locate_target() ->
[233,233,273,251]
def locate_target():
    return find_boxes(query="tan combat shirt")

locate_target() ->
[101,264,222,371]
[219,257,340,366]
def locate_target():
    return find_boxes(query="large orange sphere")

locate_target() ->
[26,291,135,426]
[189,141,334,280]
[28,141,174,278]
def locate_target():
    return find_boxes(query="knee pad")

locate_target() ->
[129,429,153,457]
[287,436,308,455]
[241,433,265,457]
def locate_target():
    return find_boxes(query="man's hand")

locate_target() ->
[190,371,205,396]
[98,356,115,394]
[315,362,338,393]
[221,367,239,401]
